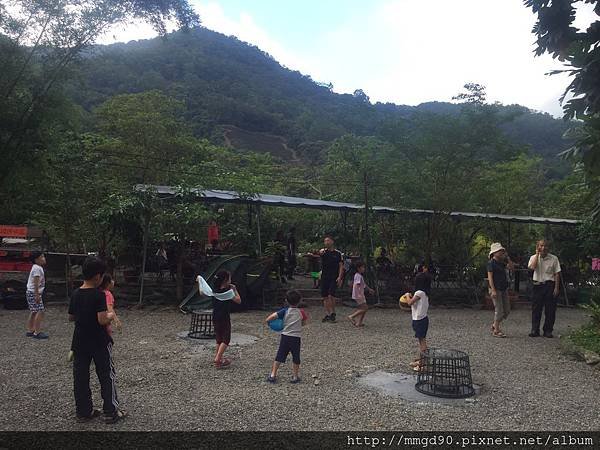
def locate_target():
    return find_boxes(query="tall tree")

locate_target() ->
[526,0,600,214]
[0,0,200,208]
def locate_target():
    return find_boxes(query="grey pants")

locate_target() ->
[492,289,510,322]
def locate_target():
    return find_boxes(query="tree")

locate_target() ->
[526,0,600,214]
[0,0,199,199]
[452,82,487,104]
[353,89,370,103]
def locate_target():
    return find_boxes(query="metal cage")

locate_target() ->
[188,310,215,339]
[415,348,475,398]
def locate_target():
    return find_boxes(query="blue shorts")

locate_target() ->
[412,316,429,339]
[275,334,301,364]
[26,291,45,312]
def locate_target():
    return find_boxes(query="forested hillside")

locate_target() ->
[69,27,572,165]
[3,13,596,266]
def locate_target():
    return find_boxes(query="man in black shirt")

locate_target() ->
[68,257,124,424]
[317,236,344,323]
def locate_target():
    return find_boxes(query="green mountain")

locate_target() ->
[69,27,572,165]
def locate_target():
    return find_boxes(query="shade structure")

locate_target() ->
[135,184,581,226]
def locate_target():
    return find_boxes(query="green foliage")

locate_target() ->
[0,0,199,229]
[1,12,596,282]
[569,324,600,354]
[67,27,575,160]
[582,299,600,330]
[526,0,600,214]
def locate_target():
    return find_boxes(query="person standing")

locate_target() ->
[317,236,344,323]
[207,220,220,252]
[69,257,125,423]
[210,270,241,368]
[528,239,562,338]
[274,230,287,284]
[487,243,513,338]
[286,227,297,280]
[347,261,374,327]
[25,252,48,339]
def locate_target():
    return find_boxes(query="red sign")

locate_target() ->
[0,225,28,238]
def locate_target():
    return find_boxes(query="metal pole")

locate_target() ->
[363,171,381,304]
[256,205,262,257]
[138,212,150,306]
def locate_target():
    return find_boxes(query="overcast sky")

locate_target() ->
[102,0,598,117]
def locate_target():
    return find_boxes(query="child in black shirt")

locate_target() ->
[68,257,125,423]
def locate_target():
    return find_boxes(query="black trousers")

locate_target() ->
[531,282,557,333]
[287,254,297,277]
[73,342,118,417]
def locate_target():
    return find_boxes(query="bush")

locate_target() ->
[569,324,600,355]
[582,299,600,331]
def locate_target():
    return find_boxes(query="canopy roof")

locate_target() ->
[136,185,581,226]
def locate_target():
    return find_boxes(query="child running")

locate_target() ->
[347,261,374,327]
[265,290,308,384]
[406,265,431,371]
[100,274,121,335]
[25,251,48,339]
[210,270,241,369]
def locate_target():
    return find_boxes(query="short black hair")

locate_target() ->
[355,261,366,269]
[324,235,334,241]
[100,273,113,290]
[29,251,43,263]
[286,289,302,306]
[82,257,107,280]
[415,271,432,295]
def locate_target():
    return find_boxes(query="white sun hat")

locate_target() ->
[489,242,505,258]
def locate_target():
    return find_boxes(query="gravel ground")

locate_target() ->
[0,303,598,431]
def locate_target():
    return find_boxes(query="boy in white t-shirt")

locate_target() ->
[25,251,48,339]
[265,290,308,384]
[347,261,374,327]
[406,266,431,371]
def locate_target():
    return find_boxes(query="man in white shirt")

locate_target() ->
[527,239,561,338]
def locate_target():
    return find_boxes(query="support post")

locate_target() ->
[138,211,150,306]
[363,171,381,305]
[256,205,262,257]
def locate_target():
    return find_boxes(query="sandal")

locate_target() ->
[215,358,231,369]
[76,408,101,423]
[413,363,424,372]
[104,409,127,424]
[493,331,506,338]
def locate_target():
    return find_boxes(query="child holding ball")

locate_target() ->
[265,290,308,384]
[406,264,431,371]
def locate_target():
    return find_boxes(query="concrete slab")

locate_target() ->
[358,370,480,405]
[177,331,258,348]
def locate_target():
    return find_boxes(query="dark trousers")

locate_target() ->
[287,254,297,277]
[73,342,118,417]
[531,282,557,333]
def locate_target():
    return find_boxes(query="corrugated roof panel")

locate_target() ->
[135,185,580,225]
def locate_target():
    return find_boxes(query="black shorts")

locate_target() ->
[412,316,429,339]
[275,334,301,364]
[320,277,337,297]
[213,318,231,345]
